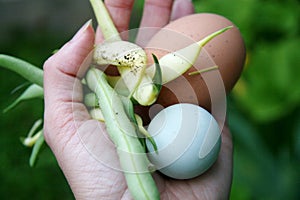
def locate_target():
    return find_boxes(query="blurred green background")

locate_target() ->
[1,0,299,199]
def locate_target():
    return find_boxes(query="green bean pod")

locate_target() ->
[0,54,43,87]
[86,68,160,200]
[93,40,159,106]
[4,84,44,113]
[90,0,121,41]
[146,26,233,84]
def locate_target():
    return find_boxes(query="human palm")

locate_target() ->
[43,0,233,199]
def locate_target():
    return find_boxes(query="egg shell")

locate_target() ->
[146,103,221,179]
[140,13,246,115]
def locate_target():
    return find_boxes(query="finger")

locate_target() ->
[136,0,174,46]
[95,0,135,43]
[43,20,95,146]
[105,0,135,32]
[140,0,174,28]
[170,0,195,21]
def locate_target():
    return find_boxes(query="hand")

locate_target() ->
[43,0,233,199]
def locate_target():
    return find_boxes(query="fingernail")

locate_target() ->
[72,19,93,41]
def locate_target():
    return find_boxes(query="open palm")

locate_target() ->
[43,0,233,199]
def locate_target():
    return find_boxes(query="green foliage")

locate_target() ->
[195,0,300,122]
[228,103,300,199]
[237,39,300,122]
[194,0,300,199]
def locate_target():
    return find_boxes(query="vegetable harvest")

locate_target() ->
[0,0,246,199]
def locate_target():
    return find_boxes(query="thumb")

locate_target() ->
[43,20,95,148]
[44,19,95,103]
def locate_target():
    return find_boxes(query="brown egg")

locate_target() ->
[135,13,246,123]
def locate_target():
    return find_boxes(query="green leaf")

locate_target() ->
[151,54,162,93]
[235,39,300,122]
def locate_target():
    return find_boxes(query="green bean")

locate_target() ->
[188,65,219,76]
[86,68,160,200]
[90,0,160,106]
[0,54,43,87]
[146,26,233,84]
[89,0,121,41]
[107,75,130,96]
[89,108,104,121]
[88,1,160,198]
[0,55,45,167]
[4,84,44,113]
[93,39,159,106]
[17,118,44,167]
[87,93,158,151]
[29,130,44,167]
[119,94,157,151]
[84,92,99,107]
[23,118,43,141]
[106,53,162,99]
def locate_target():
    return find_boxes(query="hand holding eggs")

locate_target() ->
[141,13,246,179]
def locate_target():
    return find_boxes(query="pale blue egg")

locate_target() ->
[146,103,221,179]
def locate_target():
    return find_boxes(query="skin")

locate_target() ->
[43,0,233,199]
